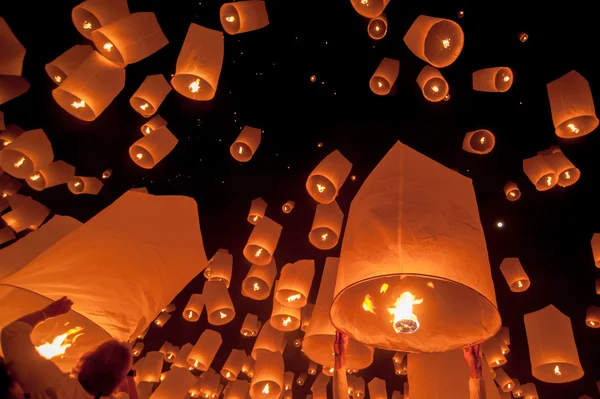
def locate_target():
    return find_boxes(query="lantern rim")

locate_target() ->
[494,68,514,92]
[130,96,156,117]
[275,289,307,309]
[242,277,271,300]
[423,77,448,102]
[183,309,200,322]
[44,64,66,86]
[27,171,47,191]
[269,314,300,332]
[555,115,599,139]
[557,168,580,187]
[308,227,340,250]
[367,18,387,40]
[423,20,464,68]
[207,308,234,326]
[230,142,253,162]
[532,362,584,383]
[243,244,273,266]
[220,4,241,35]
[534,172,558,191]
[0,149,35,179]
[306,174,337,204]
[171,74,216,101]
[52,88,97,121]
[129,145,156,169]
[72,8,101,40]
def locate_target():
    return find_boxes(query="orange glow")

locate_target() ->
[262,383,270,395]
[282,316,292,326]
[546,176,552,186]
[140,103,149,111]
[377,81,383,88]
[103,42,114,52]
[13,157,26,168]
[554,365,561,376]
[321,233,328,241]
[503,75,511,82]
[431,85,439,93]
[387,291,423,334]
[517,280,523,288]
[426,281,435,289]
[145,126,151,134]
[187,310,193,319]
[35,326,84,359]
[29,174,41,181]
[253,215,259,222]
[82,21,92,30]
[71,100,85,109]
[253,282,260,291]
[219,311,227,319]
[194,360,200,368]
[567,123,579,134]
[255,248,263,257]
[136,153,144,160]
[167,353,174,360]
[226,371,231,378]
[2,141,10,147]
[361,0,369,4]
[310,75,316,83]
[380,283,389,293]
[480,136,486,144]
[73,181,81,187]
[189,78,201,93]
[226,16,236,23]
[54,75,62,83]
[287,293,301,303]
[375,25,380,32]
[510,191,516,197]
[1,193,7,198]
[362,294,375,313]
[441,39,450,49]
[565,171,571,179]
[507,383,512,389]
[316,184,326,193]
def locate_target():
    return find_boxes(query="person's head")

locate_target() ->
[1,357,24,399]
[74,340,132,397]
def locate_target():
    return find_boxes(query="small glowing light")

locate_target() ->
[564,171,571,180]
[83,21,92,30]
[103,42,114,52]
[13,157,26,168]
[503,75,510,82]
[351,175,357,181]
[189,78,201,93]
[321,233,328,241]
[1,193,7,198]
[441,38,451,49]
[262,383,270,395]
[497,221,504,228]
[479,136,486,144]
[238,146,243,154]
[360,0,369,4]
[496,360,500,365]
[546,176,552,186]
[54,75,62,83]
[133,350,138,355]
[443,93,450,101]
[567,123,579,134]
[140,103,149,111]
[219,311,227,319]
[310,75,316,83]
[554,365,561,376]
[160,374,166,381]
[431,85,439,93]
[380,283,389,293]
[255,248,263,257]
[136,153,143,160]
[167,353,173,360]
[377,81,383,88]
[427,281,435,289]
[316,183,326,193]
[589,321,596,326]
[253,282,260,291]
[187,310,193,319]
[155,320,161,326]
[194,360,200,368]
[2,141,10,147]
[282,316,292,326]
[29,174,41,181]
[71,100,85,109]
[145,126,151,134]
[226,371,231,378]
[375,25,380,32]
[510,191,516,197]
[457,10,464,18]
[252,215,259,222]
[507,384,511,389]
[225,16,236,23]
[517,280,523,288]
[519,33,528,42]
[287,293,301,303]
[35,326,84,359]
[362,294,375,314]
[329,368,334,373]
[387,291,423,334]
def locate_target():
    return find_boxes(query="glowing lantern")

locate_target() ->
[394,358,408,375]
[220,1,269,35]
[307,360,318,376]
[154,311,171,327]
[270,297,301,332]
[0,227,16,245]
[293,337,303,347]
[243,217,282,266]
[68,176,104,195]
[350,0,390,18]
[368,14,388,40]
[330,141,501,351]
[511,379,523,398]
[138,351,164,382]
[71,0,129,39]
[592,234,600,268]
[368,378,386,399]
[26,161,75,191]
[130,74,172,117]
[250,350,284,399]
[523,154,558,191]
[283,371,294,391]
[188,329,222,371]
[301,303,314,331]
[45,45,94,86]
[152,367,197,399]
[92,12,168,67]
[242,355,256,377]
[52,51,125,121]
[0,124,24,147]
[225,380,251,399]
[306,150,352,204]
[0,18,29,105]
[129,125,178,169]
[184,294,203,322]
[483,336,507,367]
[586,305,600,328]
[131,342,144,357]
[282,201,295,214]
[141,115,167,136]
[172,24,224,101]
[101,169,112,179]
[252,322,286,359]
[403,15,464,68]
[162,303,176,313]
[296,372,307,386]
[539,147,580,187]
[521,383,538,399]
[354,378,365,398]
[222,349,247,380]
[207,249,233,288]
[311,372,330,399]
[241,313,262,336]
[275,259,315,308]
[230,126,261,162]
[391,391,403,399]
[504,182,521,201]
[462,129,495,154]
[2,196,49,233]
[370,58,400,96]
[248,197,267,224]
[494,367,514,392]
[203,280,235,325]
[417,66,449,102]
[393,351,406,364]
[159,341,179,363]
[172,343,194,369]
[472,67,514,93]
[0,129,53,179]
[519,32,529,42]
[309,201,344,250]
[547,70,598,138]
[242,258,277,300]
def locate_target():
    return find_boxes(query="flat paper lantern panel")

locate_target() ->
[230,126,261,162]
[2,197,50,233]
[472,67,514,93]
[462,130,495,155]
[130,75,172,117]
[499,258,530,292]
[250,350,284,399]
[25,161,75,192]
[523,155,558,191]
[248,197,267,224]
[404,15,464,68]
[586,305,599,328]
[52,51,125,122]
[417,66,448,102]
[370,58,399,96]
[206,249,233,287]
[0,227,16,245]
[275,259,315,308]
[141,115,167,135]
[0,18,30,106]
[270,299,301,331]
[222,349,247,380]
[203,280,235,325]
[71,0,129,39]
[367,14,387,40]
[368,378,386,399]
[251,321,285,359]
[547,71,599,138]
[0,124,24,147]
[306,150,352,204]
[0,129,53,179]
[495,367,515,392]
[130,126,178,169]
[92,13,168,67]
[188,330,222,371]
[521,383,538,399]
[68,176,103,195]
[309,201,344,250]
[350,0,389,18]
[331,141,500,352]
[539,147,580,187]
[226,380,250,399]
[301,303,314,331]
[241,313,261,336]
[45,45,94,85]
[220,1,270,35]
[243,217,282,266]
[242,259,277,300]
[592,234,600,268]
[172,24,224,101]
[150,367,197,399]
[296,372,307,386]
[504,182,521,201]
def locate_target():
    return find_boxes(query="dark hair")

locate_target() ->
[74,340,132,397]
[0,358,15,399]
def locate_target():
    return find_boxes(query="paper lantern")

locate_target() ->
[391,391,403,399]
[350,0,389,18]
[547,71,598,138]
[0,175,21,198]
[137,327,149,340]
[206,249,233,288]
[354,378,365,398]
[92,12,168,67]
[498,326,510,346]
[296,372,307,386]
[523,154,558,191]
[404,16,464,68]
[132,342,144,357]
[539,147,580,187]
[25,161,75,191]
[138,351,164,383]
[203,280,235,325]
[270,298,301,332]
[198,369,221,397]
[188,330,222,371]
[504,182,521,201]
[154,311,171,327]
[130,126,178,169]
[0,18,29,105]
[222,349,247,380]
[45,45,95,86]
[183,293,203,322]
[370,58,399,96]
[241,313,262,336]
[242,259,277,300]
[368,378,386,399]
[462,129,495,154]
[243,217,282,266]
[284,371,294,391]
[307,360,318,375]
[242,355,255,377]
[0,227,16,245]
[68,176,104,195]
[275,259,315,308]
[52,51,125,121]
[230,125,261,162]
[521,383,538,399]
[0,124,24,147]
[301,303,314,332]
[141,115,167,136]
[172,24,224,101]
[225,380,250,399]
[394,358,408,375]
[248,197,267,224]
[252,321,286,359]
[152,367,197,399]
[500,258,530,292]
[586,305,599,328]
[309,201,344,250]
[172,343,193,369]
[330,141,501,352]
[306,150,352,204]
[494,367,515,392]
[282,201,295,214]
[511,379,523,398]
[159,341,179,363]
[0,129,53,179]
[130,74,171,117]
[473,67,514,93]
[102,169,112,179]
[71,0,129,39]
[368,14,387,40]
[250,350,284,399]
[220,1,269,35]
[483,336,507,367]
[2,196,49,233]
[417,66,448,102]
[592,234,600,268]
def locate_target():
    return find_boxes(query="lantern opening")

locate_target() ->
[307,174,336,203]
[387,291,423,334]
[556,116,598,138]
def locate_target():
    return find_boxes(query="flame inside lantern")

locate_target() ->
[29,174,41,181]
[480,136,486,144]
[71,100,85,109]
[103,42,114,52]
[567,123,579,134]
[362,294,375,313]
[140,103,149,111]
[431,85,440,93]
[36,326,84,359]
[226,16,236,23]
[255,248,263,257]
[145,126,151,134]
[441,38,450,49]
[252,215,259,222]
[219,311,227,319]
[187,311,194,319]
[253,282,260,291]
[54,75,62,83]
[14,157,26,168]
[387,291,423,334]
[380,283,389,294]
[238,146,243,154]
[262,383,270,395]
[189,78,201,93]
[282,316,292,327]
[316,184,326,193]
[554,365,561,376]
[287,293,301,303]
[83,21,92,30]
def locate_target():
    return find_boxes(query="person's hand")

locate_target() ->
[334,330,349,369]
[43,297,73,318]
[462,344,483,379]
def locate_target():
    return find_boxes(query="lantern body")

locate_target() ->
[586,305,600,328]
[539,147,580,187]
[473,67,514,93]
[250,350,284,399]
[206,249,233,288]
[159,341,179,363]
[243,217,282,266]
[275,260,315,308]
[483,336,507,367]
[52,51,125,121]
[0,124,24,147]
[162,303,175,313]
[547,71,599,138]
[511,379,523,398]
[203,280,235,325]
[523,155,558,191]
[25,161,74,192]
[153,311,171,327]
[130,126,178,169]
[184,293,203,322]
[151,367,197,399]
[393,351,406,364]
[0,176,22,199]
[2,196,49,233]
[417,66,448,102]
[301,303,314,332]
[130,74,172,117]
[220,1,270,35]
[350,0,390,18]
[368,378,386,399]
[354,378,365,397]
[521,383,538,399]
[499,258,530,292]
[524,305,584,383]
[0,111,4,129]
[45,45,94,85]
[494,367,514,392]
[391,391,403,399]
[222,349,247,380]
[330,141,501,352]
[242,259,277,300]
[504,182,521,201]
[270,299,301,332]
[282,201,295,214]
[139,351,164,382]
[367,14,387,40]
[394,358,408,375]
[241,313,261,336]
[132,342,144,357]
[498,326,510,346]
[102,169,112,179]
[309,201,344,250]
[404,15,464,68]
[248,197,267,224]
[311,372,330,399]
[306,150,352,204]
[462,130,495,154]
[188,330,222,371]
[370,58,399,96]
[172,24,224,101]
[0,129,53,179]
[596,278,600,295]
[230,126,261,162]
[0,18,29,105]
[225,380,250,399]
[294,337,302,347]
[71,0,129,39]
[308,361,318,375]
[68,176,104,195]
[141,115,167,135]
[172,343,193,368]
[284,371,294,391]
[242,355,255,377]
[252,322,285,359]
[592,234,600,268]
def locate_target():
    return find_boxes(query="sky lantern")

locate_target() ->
[306,150,352,204]
[203,280,235,325]
[132,342,144,357]
[242,258,277,300]
[504,182,521,201]
[394,358,408,375]
[172,343,193,368]
[101,169,112,179]
[547,70,598,138]
[403,15,464,68]
[220,1,270,35]
[52,51,125,121]
[68,176,103,195]
[523,154,558,191]
[129,125,178,169]
[417,66,448,102]
[294,336,303,347]
[368,378,386,399]
[592,234,600,267]
[275,259,315,308]
[0,18,29,106]
[309,201,344,250]
[350,0,390,18]
[370,58,400,96]
[2,196,49,233]
[367,14,388,40]
[242,355,255,377]
[138,351,164,383]
[45,45,94,85]
[129,74,171,117]
[330,141,501,352]
[354,377,365,398]
[539,147,580,187]
[0,227,16,245]
[472,67,514,92]
[153,311,171,327]
[250,350,284,399]
[284,371,294,391]
[241,313,262,336]
[243,217,282,266]
[296,372,307,386]
[483,336,507,367]
[495,367,515,392]
[230,126,261,162]
[26,161,74,192]
[282,200,295,213]
[152,367,197,399]
[183,293,203,322]
[141,115,167,136]
[391,391,403,399]
[270,295,301,332]
[462,129,496,154]
[71,0,129,39]
[511,379,523,398]
[172,23,224,101]
[524,305,584,383]
[188,330,222,371]
[159,341,179,363]
[0,124,24,147]
[521,383,538,399]
[252,322,285,359]
[225,380,250,399]
[206,249,233,288]
[222,349,247,380]
[0,129,53,179]
[586,305,599,328]
[248,197,267,224]
[500,258,530,292]
[301,303,314,331]
[393,351,406,365]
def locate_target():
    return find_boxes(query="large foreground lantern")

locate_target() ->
[275,259,315,308]
[242,259,277,300]
[350,0,390,18]
[141,115,166,135]
[329,141,501,352]
[231,126,261,162]
[188,329,222,371]
[523,155,557,191]
[270,297,301,332]
[404,16,464,68]
[172,24,224,101]
[524,305,584,383]
[71,0,129,39]
[203,280,235,325]
[499,258,530,292]
[306,150,352,204]
[243,217,282,266]
[220,1,270,35]
[539,147,580,187]
[367,15,388,40]
[370,58,399,96]
[45,45,94,85]
[248,197,267,224]
[250,350,284,399]
[0,129,53,179]
[0,18,29,106]
[130,74,171,117]
[417,66,448,102]
[129,126,178,169]
[68,176,104,195]
[462,130,496,155]
[472,67,514,93]
[206,249,233,288]
[309,201,344,250]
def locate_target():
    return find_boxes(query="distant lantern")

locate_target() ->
[220,1,270,35]
[162,303,176,313]
[248,197,267,224]
[539,147,580,187]
[309,201,344,250]
[281,201,295,214]
[393,351,406,364]
[0,124,24,147]
[222,349,247,380]
[354,378,366,398]
[92,12,168,67]
[132,342,144,357]
[367,14,388,40]
[250,350,284,399]
[301,303,314,331]
[26,161,75,191]
[130,74,172,117]
[183,293,203,322]
[596,278,600,295]
[129,126,178,169]
[547,71,598,138]
[0,18,30,106]
[270,297,301,332]
[153,311,171,327]
[68,176,104,195]
[242,355,255,377]
[241,313,262,336]
[252,322,286,359]
[172,23,224,101]
[368,378,386,399]
[294,337,302,347]
[139,351,164,382]
[483,336,506,367]
[586,305,600,328]
[462,129,495,154]
[370,58,399,96]
[141,115,167,135]
[521,383,538,399]
[2,196,49,233]
[243,217,282,266]
[159,341,179,363]
[403,15,464,68]
[242,258,277,300]
[0,129,53,179]
[226,380,250,399]
[322,366,335,377]
[523,154,558,191]
[230,126,261,162]
[45,45,94,85]
[188,329,222,371]
[391,391,402,399]
[417,66,449,102]
[306,150,352,204]
[498,327,510,346]
[296,372,307,386]
[71,0,129,39]
[203,280,235,325]
[524,305,584,383]
[275,260,315,308]
[511,379,523,398]
[152,367,197,399]
[394,358,407,375]
[308,361,318,375]
[472,67,514,93]
[52,51,125,122]
[350,0,390,18]
[592,234,600,268]
[504,182,521,201]
[207,249,233,288]
[173,343,193,369]
[495,367,515,392]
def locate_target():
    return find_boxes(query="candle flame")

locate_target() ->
[140,103,149,111]
[480,136,486,144]
[554,365,561,376]
[194,360,199,368]
[83,21,92,30]
[431,85,439,93]
[219,311,227,319]
[187,310,193,319]
[103,42,114,52]
[282,316,292,326]
[14,157,26,168]
[136,153,143,160]
[546,176,552,186]
[517,280,523,288]
[377,81,383,88]
[36,326,84,359]
[567,123,579,134]
[287,293,301,303]
[362,294,375,313]
[238,146,243,154]
[145,126,151,134]
[441,38,450,49]
[74,181,81,187]
[71,100,85,109]
[54,75,62,83]
[321,233,328,241]
[360,0,368,4]
[375,25,380,32]
[503,75,510,82]
[507,384,511,389]
[590,321,596,326]
[387,291,423,334]
[496,360,500,365]
[2,141,10,147]
[380,283,389,293]
[1,193,7,198]
[167,353,173,360]
[189,78,201,93]
[133,350,138,355]
[316,184,326,193]
[262,383,270,395]
[253,215,259,222]
[564,171,571,179]
[255,248,263,257]
[226,16,236,22]
[253,282,260,291]
[510,191,516,197]
[30,174,41,181]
